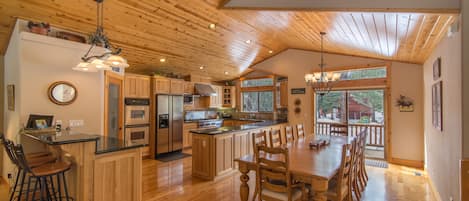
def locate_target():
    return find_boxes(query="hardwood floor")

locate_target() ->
[0,151,435,201]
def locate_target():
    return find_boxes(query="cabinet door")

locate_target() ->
[124,76,137,98]
[170,79,185,95]
[138,77,150,98]
[234,132,250,162]
[154,78,170,94]
[192,135,211,179]
[280,81,288,107]
[215,135,233,176]
[184,82,194,94]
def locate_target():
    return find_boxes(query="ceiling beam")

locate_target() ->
[220,0,460,13]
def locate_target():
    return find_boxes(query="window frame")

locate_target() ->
[240,76,276,113]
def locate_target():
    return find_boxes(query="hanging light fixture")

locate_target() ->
[74,0,129,72]
[304,32,340,96]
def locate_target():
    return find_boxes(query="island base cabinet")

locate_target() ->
[215,134,233,176]
[93,148,142,201]
[192,134,212,179]
[233,131,252,168]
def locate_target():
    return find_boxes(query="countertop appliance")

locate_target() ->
[155,95,183,156]
[124,98,150,146]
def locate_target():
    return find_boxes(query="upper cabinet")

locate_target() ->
[154,77,171,94]
[276,80,288,108]
[170,79,185,95]
[124,74,151,98]
[153,76,185,95]
[209,85,223,108]
[184,82,194,94]
[222,86,236,108]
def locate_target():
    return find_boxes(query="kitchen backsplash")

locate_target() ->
[184,107,287,121]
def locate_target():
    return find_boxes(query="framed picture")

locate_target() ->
[7,84,15,111]
[26,114,54,129]
[433,57,441,81]
[432,81,443,131]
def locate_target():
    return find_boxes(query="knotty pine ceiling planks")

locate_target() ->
[0,0,456,80]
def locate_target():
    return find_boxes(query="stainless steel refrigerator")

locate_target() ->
[155,95,183,156]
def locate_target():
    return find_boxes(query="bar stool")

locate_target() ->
[13,144,73,201]
[0,134,56,201]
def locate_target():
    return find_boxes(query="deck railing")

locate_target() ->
[315,122,385,147]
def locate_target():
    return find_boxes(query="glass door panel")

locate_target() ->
[316,91,347,124]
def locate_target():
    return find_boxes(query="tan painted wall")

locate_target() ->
[2,21,105,180]
[252,49,424,162]
[0,55,4,176]
[463,0,469,159]
[423,22,462,201]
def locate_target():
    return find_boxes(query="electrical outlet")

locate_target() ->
[69,120,84,127]
[7,173,12,179]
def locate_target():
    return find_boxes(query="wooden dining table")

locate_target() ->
[235,135,355,201]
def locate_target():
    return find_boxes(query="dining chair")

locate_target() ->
[350,138,361,201]
[330,123,348,137]
[269,129,282,148]
[326,143,353,201]
[255,145,306,201]
[284,125,295,143]
[358,131,369,189]
[252,131,267,155]
[296,123,305,139]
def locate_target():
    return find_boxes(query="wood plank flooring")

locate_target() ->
[0,150,435,201]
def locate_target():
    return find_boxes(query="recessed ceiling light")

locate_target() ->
[268,50,273,54]
[224,71,229,75]
[160,58,166,63]
[209,23,216,29]
[199,66,204,70]
[245,40,252,44]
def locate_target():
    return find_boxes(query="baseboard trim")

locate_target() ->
[461,159,469,201]
[427,175,443,201]
[390,157,424,169]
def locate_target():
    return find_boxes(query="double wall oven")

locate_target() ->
[124,98,150,146]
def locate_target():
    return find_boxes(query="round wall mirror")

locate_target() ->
[48,81,77,105]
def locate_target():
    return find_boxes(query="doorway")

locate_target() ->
[315,89,386,160]
[105,71,124,139]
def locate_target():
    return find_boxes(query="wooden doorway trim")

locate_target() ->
[104,71,124,140]
[311,62,392,162]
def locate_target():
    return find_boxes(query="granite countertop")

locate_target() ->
[184,118,265,123]
[23,130,144,154]
[190,120,288,135]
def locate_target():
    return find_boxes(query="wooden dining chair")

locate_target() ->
[350,138,361,201]
[255,145,306,201]
[284,126,295,143]
[252,131,267,155]
[330,123,348,137]
[326,143,352,201]
[357,131,369,189]
[269,129,282,148]
[296,124,305,139]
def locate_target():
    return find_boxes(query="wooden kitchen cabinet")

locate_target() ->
[214,134,233,176]
[153,76,170,94]
[277,80,288,108]
[170,79,185,95]
[222,86,236,108]
[233,131,251,168]
[209,85,223,108]
[184,82,194,94]
[183,122,197,148]
[124,74,151,98]
[192,134,211,179]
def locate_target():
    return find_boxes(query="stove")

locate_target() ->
[197,119,224,128]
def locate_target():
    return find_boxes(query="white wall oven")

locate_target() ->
[124,98,150,145]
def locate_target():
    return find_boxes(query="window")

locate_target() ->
[241,78,274,87]
[335,67,387,81]
[242,91,273,112]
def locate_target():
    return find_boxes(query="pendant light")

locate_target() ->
[74,0,129,72]
[304,32,340,96]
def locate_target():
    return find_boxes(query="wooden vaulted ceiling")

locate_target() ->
[0,0,457,81]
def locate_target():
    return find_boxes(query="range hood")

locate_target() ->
[194,83,217,96]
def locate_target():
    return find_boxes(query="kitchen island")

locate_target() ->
[24,131,143,201]
[190,120,287,180]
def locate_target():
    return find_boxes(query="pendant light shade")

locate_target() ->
[73,61,98,72]
[89,58,112,70]
[104,55,129,68]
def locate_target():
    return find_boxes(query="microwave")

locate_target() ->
[184,95,193,105]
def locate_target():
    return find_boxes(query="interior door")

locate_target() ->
[105,71,124,139]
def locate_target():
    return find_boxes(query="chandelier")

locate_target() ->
[304,32,340,96]
[73,0,129,72]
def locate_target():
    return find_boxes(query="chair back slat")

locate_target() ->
[269,129,282,147]
[284,126,294,143]
[296,123,305,139]
[335,143,352,198]
[12,144,34,174]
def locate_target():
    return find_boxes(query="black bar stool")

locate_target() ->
[13,144,73,201]
[0,134,56,201]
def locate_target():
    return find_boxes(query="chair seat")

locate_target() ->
[32,161,71,176]
[261,187,303,201]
